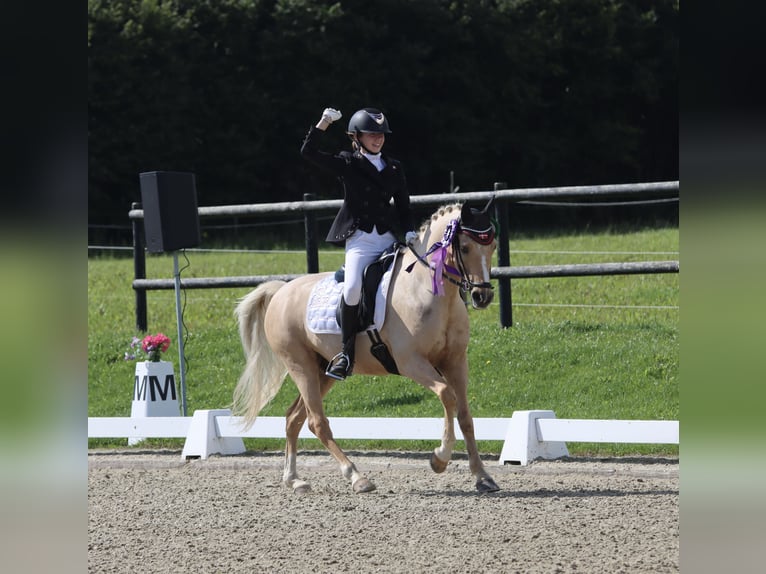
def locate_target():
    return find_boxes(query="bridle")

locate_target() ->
[405,218,495,296]
[451,231,494,291]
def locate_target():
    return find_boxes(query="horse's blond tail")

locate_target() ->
[232,281,288,429]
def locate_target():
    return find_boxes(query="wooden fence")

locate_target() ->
[129,181,679,330]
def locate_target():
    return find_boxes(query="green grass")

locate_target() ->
[88,227,678,456]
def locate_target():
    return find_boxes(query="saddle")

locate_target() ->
[334,242,402,374]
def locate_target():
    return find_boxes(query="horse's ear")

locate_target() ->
[460,202,474,222]
[481,195,496,214]
[461,195,496,223]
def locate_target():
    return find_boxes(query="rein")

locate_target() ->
[406,243,467,292]
[405,218,494,295]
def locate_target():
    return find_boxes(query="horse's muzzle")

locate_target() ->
[470,286,494,309]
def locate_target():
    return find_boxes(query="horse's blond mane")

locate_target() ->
[418,202,463,233]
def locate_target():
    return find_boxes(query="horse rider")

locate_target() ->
[301,107,417,380]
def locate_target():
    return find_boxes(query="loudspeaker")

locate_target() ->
[139,171,201,253]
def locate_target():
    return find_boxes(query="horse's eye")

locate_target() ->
[461,244,470,255]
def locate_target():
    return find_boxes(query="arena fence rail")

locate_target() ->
[88,409,679,466]
[128,181,679,330]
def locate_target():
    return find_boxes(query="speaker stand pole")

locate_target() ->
[172,251,188,416]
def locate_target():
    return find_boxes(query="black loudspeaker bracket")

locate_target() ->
[172,251,188,416]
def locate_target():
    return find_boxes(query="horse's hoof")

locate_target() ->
[475,476,500,493]
[429,453,449,474]
[352,477,377,493]
[293,483,312,495]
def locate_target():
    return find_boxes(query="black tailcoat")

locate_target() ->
[301,126,413,246]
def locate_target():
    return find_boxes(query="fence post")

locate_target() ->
[132,202,148,331]
[303,193,319,273]
[494,182,512,327]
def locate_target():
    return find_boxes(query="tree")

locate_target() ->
[88,0,678,237]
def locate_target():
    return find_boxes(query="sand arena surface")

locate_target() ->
[88,449,678,573]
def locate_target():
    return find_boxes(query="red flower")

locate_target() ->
[124,333,172,362]
[139,333,172,361]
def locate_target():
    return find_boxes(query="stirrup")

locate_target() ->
[325,352,350,381]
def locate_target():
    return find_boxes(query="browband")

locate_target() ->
[459,224,495,245]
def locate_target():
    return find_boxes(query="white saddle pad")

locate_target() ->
[306,265,396,334]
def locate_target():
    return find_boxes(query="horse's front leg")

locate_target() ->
[430,386,457,474]
[398,359,457,473]
[456,402,500,492]
[441,360,501,493]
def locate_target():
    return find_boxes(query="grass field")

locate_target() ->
[88,226,678,456]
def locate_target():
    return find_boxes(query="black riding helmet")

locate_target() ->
[346,108,392,136]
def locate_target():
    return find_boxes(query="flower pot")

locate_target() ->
[129,360,180,445]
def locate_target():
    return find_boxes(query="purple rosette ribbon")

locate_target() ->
[429,219,459,296]
[404,218,461,295]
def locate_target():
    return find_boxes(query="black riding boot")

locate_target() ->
[326,298,360,380]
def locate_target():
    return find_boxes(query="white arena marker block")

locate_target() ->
[181,409,245,460]
[129,361,181,445]
[498,410,569,466]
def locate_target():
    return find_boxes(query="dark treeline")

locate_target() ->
[88,0,678,242]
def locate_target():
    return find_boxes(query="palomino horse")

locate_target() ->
[233,200,500,494]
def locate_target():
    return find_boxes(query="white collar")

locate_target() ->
[363,151,385,171]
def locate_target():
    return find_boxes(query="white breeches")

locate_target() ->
[343,227,396,305]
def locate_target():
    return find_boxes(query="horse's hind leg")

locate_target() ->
[282,376,336,494]
[283,364,375,494]
[309,411,377,494]
[283,394,311,494]
[305,390,376,493]
[290,368,376,493]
